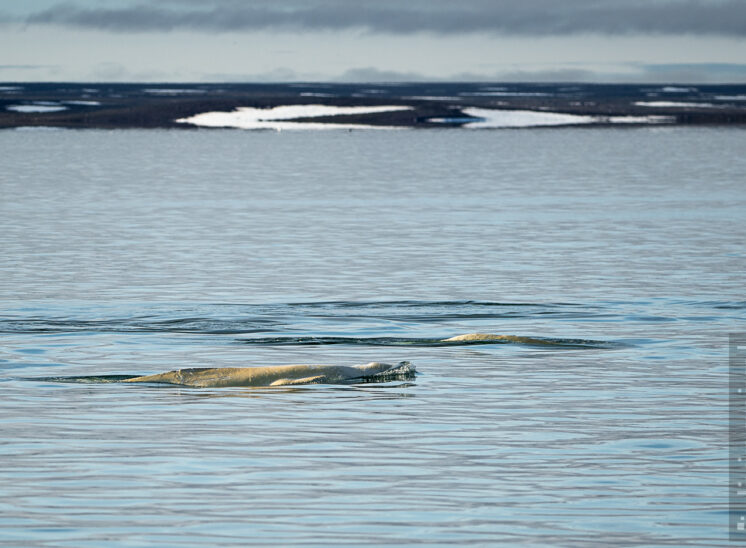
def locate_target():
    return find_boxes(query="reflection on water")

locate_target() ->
[1,128,744,546]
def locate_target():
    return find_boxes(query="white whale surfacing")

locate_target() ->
[125,361,415,388]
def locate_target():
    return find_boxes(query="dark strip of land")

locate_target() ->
[1,82,745,129]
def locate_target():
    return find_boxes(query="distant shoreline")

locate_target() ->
[2,82,745,129]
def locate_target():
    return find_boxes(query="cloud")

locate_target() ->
[196,63,746,84]
[335,67,432,82]
[334,66,600,83]
[20,0,746,36]
[88,62,178,82]
[0,64,56,70]
[639,62,746,83]
[489,68,599,83]
[201,67,325,82]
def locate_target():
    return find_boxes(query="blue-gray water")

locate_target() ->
[1,127,745,546]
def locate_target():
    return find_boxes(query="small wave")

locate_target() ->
[0,317,278,334]
[237,334,616,349]
[0,301,593,334]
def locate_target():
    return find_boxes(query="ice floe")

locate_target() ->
[176,104,413,130]
[64,100,101,106]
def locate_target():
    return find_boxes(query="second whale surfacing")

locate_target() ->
[442,333,550,345]
[124,361,415,388]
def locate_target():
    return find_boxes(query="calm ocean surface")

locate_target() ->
[1,126,745,546]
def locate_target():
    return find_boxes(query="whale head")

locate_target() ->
[351,361,415,379]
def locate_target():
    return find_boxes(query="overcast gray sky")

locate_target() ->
[2,0,745,82]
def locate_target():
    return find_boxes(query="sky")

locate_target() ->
[1,0,745,83]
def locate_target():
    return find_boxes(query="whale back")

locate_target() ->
[124,361,414,388]
[443,333,550,345]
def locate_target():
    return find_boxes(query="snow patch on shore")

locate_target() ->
[7,104,68,113]
[144,88,206,95]
[177,105,413,130]
[460,91,552,97]
[607,115,675,124]
[660,86,697,93]
[715,95,746,101]
[299,92,336,98]
[634,101,719,108]
[460,108,673,128]
[13,126,65,131]
[404,96,463,101]
[462,108,596,128]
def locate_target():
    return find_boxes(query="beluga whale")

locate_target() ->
[124,361,415,388]
[441,333,549,344]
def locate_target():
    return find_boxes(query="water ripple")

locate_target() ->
[3,299,731,335]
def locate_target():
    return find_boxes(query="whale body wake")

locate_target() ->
[37,333,613,388]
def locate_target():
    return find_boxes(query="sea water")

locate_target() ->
[1,127,744,546]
